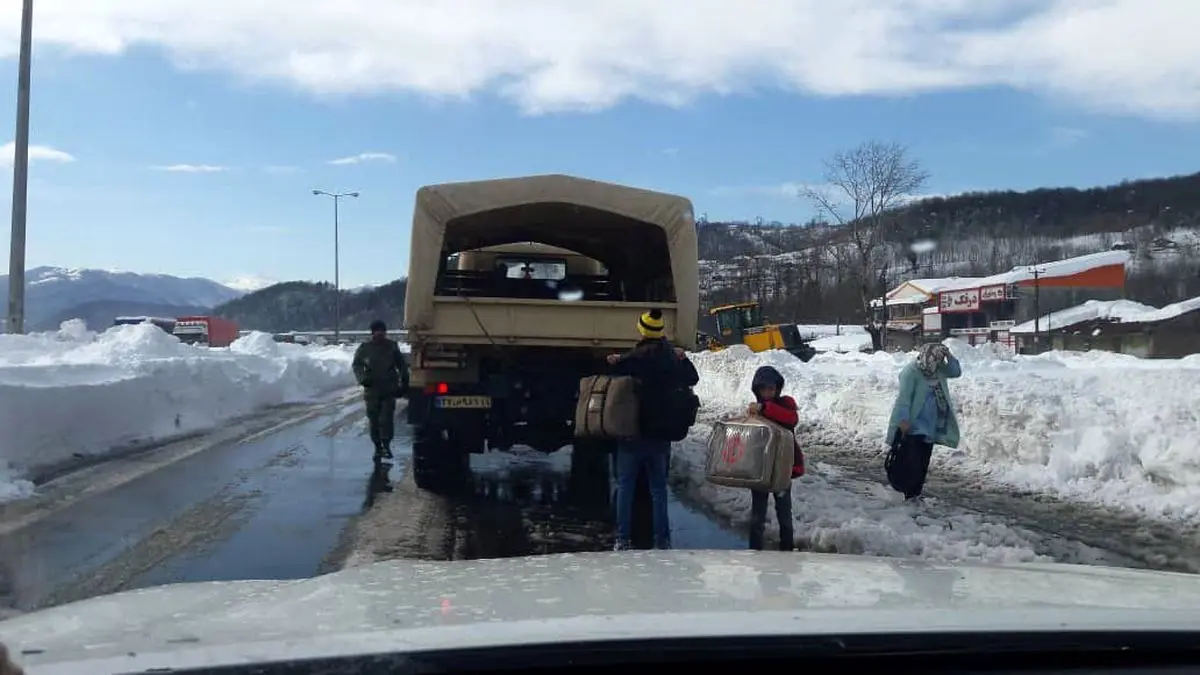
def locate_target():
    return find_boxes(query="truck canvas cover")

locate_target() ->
[404,174,698,345]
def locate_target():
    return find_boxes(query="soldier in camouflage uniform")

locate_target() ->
[352,319,409,462]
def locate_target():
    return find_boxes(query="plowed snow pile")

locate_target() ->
[0,320,354,501]
[686,341,1200,520]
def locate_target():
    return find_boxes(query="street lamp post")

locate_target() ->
[312,189,359,343]
[6,0,34,334]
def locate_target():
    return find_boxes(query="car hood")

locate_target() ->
[5,550,1200,672]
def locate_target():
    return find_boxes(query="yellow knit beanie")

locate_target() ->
[637,309,665,339]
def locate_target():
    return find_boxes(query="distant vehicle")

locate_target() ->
[113,316,176,333]
[173,315,240,348]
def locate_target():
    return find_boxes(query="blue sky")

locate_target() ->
[1,1,1198,289]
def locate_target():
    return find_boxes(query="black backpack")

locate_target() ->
[658,356,700,442]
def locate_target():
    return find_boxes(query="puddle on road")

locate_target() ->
[377,445,745,558]
[330,412,747,569]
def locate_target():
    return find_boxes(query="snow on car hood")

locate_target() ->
[5,550,1200,672]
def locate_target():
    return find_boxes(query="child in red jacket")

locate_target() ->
[745,365,804,551]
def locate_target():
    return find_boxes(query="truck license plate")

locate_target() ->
[435,395,492,409]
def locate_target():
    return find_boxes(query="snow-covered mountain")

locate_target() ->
[222,275,279,292]
[0,266,246,331]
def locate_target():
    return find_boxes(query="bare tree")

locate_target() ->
[802,140,929,349]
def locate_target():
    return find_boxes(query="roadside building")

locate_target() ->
[871,278,961,351]
[876,251,1131,352]
[1010,295,1200,358]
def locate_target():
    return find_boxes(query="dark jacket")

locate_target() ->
[612,338,699,441]
[751,365,804,477]
[352,337,408,397]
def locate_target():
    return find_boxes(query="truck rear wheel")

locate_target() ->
[412,427,470,493]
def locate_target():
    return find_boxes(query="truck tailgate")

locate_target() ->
[415,297,679,347]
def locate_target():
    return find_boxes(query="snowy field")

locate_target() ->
[0,320,355,502]
[678,342,1200,550]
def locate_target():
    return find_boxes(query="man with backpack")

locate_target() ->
[605,308,700,551]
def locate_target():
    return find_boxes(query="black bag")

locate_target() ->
[659,386,700,442]
[884,430,922,495]
[659,356,700,442]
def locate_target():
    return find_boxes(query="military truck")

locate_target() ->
[403,174,699,490]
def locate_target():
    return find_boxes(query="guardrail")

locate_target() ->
[237,328,409,343]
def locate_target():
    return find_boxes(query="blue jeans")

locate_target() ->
[615,440,672,548]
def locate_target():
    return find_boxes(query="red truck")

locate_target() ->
[173,315,240,348]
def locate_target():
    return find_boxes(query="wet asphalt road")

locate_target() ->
[0,398,741,613]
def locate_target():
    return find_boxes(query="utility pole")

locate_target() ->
[6,0,34,334]
[312,189,359,343]
[1032,266,1044,353]
[879,268,889,351]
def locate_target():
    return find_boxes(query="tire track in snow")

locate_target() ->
[808,440,1200,573]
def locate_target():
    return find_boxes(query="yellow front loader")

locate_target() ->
[705,301,816,361]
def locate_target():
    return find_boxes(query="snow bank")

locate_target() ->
[0,321,354,500]
[792,324,866,340]
[809,332,872,354]
[687,343,1200,521]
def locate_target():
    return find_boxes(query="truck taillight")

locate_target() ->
[424,382,450,395]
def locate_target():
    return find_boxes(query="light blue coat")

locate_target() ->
[886,356,962,448]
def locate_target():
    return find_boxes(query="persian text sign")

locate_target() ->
[980,285,1007,302]
[939,289,980,313]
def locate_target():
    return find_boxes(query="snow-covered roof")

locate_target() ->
[892,278,958,296]
[876,293,925,307]
[1011,295,1200,334]
[1136,295,1200,324]
[939,250,1130,293]
[879,278,978,306]
[877,251,1132,311]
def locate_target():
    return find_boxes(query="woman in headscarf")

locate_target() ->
[885,342,962,502]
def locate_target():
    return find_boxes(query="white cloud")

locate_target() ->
[152,164,227,173]
[1,2,1198,119]
[1049,126,1089,146]
[711,182,831,199]
[1,141,75,166]
[327,152,396,166]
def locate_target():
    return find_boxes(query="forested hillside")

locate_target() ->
[213,280,406,332]
[700,170,1200,325]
